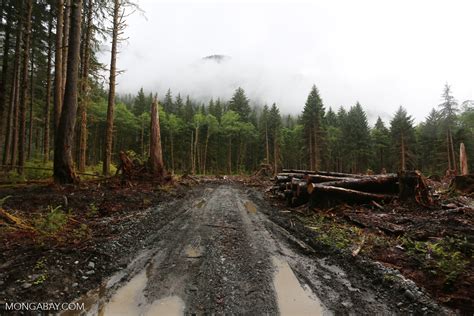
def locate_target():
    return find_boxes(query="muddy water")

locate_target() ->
[272,257,324,316]
[244,200,257,214]
[100,270,185,316]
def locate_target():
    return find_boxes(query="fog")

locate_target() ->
[100,0,474,123]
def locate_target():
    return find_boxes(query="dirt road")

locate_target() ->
[75,182,447,315]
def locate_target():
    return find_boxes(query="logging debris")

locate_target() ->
[272,169,433,207]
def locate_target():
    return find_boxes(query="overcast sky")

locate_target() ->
[102,0,474,124]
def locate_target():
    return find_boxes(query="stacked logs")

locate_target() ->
[273,169,430,207]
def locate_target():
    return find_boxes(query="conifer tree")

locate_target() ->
[302,85,325,170]
[228,87,251,122]
[390,106,416,171]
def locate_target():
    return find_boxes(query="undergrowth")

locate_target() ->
[401,236,471,286]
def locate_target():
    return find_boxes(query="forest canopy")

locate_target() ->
[0,0,473,182]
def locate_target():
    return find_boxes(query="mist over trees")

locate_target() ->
[0,1,473,181]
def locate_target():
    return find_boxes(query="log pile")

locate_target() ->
[272,169,432,208]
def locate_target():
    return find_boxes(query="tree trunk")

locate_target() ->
[0,3,11,129]
[103,0,119,176]
[43,15,53,162]
[18,0,33,174]
[61,0,70,98]
[27,40,34,160]
[54,0,64,130]
[78,0,93,172]
[460,142,468,175]
[53,0,82,184]
[3,9,22,166]
[149,97,164,176]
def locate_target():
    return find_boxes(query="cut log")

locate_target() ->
[315,171,366,178]
[275,172,307,179]
[282,169,317,174]
[305,174,354,184]
[307,174,398,195]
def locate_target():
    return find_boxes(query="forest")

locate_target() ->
[1,0,474,182]
[0,1,473,315]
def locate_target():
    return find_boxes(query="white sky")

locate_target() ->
[102,0,474,123]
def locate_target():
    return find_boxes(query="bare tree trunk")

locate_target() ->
[54,0,64,130]
[103,0,120,175]
[18,0,33,174]
[0,3,11,129]
[460,142,468,175]
[149,97,164,176]
[78,0,93,172]
[3,9,22,166]
[27,40,34,160]
[43,16,53,162]
[61,0,70,97]
[54,0,82,184]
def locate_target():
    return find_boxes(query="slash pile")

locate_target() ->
[272,169,431,207]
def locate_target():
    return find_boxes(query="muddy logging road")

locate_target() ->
[69,182,447,315]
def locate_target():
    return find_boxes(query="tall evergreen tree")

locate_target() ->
[162,88,173,113]
[438,83,459,172]
[371,117,390,172]
[302,85,325,170]
[228,87,251,122]
[268,103,281,173]
[390,106,416,171]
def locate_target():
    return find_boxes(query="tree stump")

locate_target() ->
[398,170,433,205]
[450,175,474,194]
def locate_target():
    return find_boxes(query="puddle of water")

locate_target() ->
[244,201,257,214]
[147,296,185,316]
[101,270,148,315]
[100,270,185,316]
[272,257,324,316]
[184,245,203,258]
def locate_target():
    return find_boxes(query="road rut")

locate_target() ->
[75,183,446,315]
